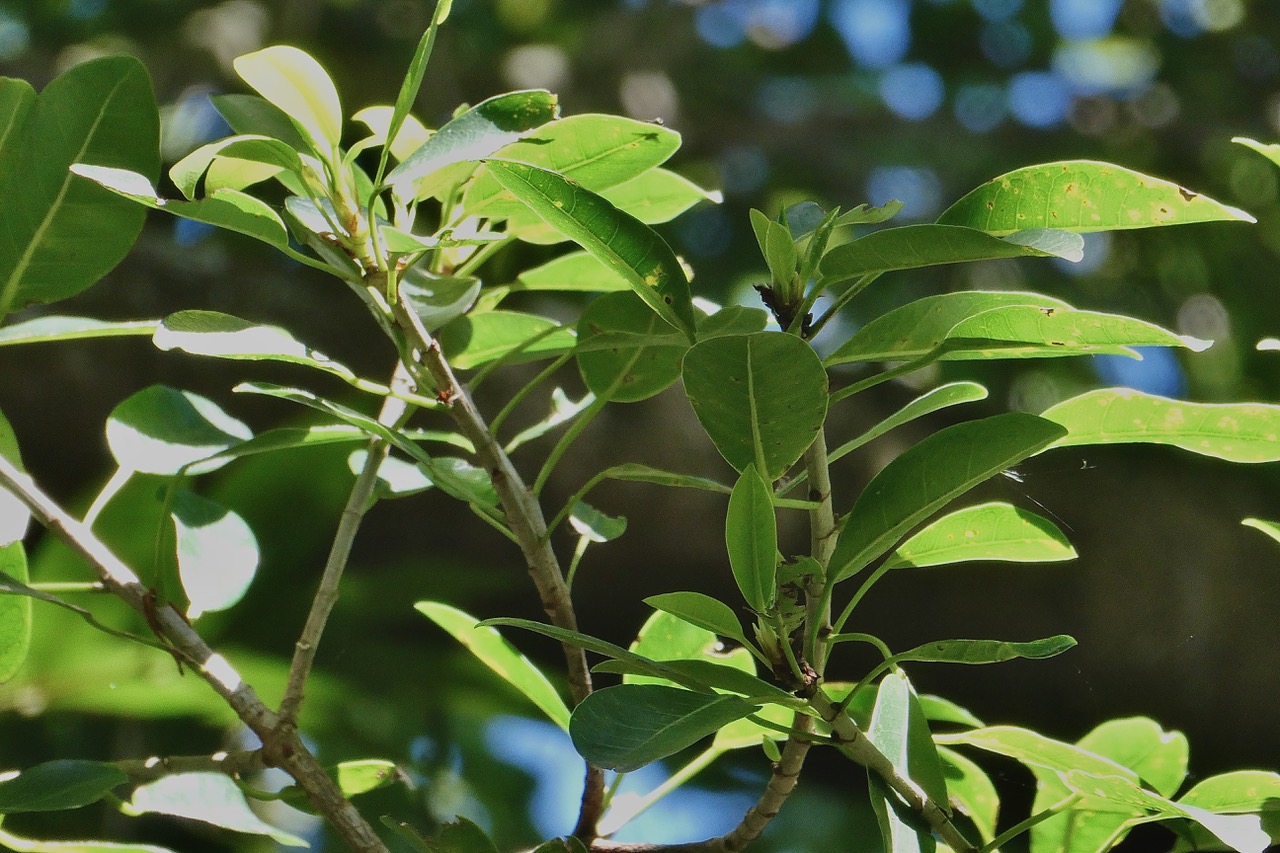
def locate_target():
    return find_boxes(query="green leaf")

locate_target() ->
[514,251,631,294]
[595,658,793,705]
[353,106,431,162]
[829,382,989,462]
[0,541,31,682]
[1178,770,1280,812]
[935,725,1139,781]
[682,332,829,479]
[153,310,355,378]
[750,209,798,290]
[893,635,1076,666]
[170,490,259,619]
[834,200,905,227]
[622,608,753,689]
[465,114,683,218]
[0,316,158,347]
[936,160,1254,235]
[827,293,1201,366]
[0,407,31,548]
[332,759,397,797]
[820,224,1082,288]
[436,310,575,370]
[568,684,756,772]
[374,0,450,183]
[725,464,777,611]
[486,160,697,339]
[400,270,480,332]
[0,760,126,812]
[643,591,749,649]
[70,166,291,252]
[1233,137,1280,172]
[0,827,175,853]
[576,291,686,403]
[129,772,306,846]
[0,78,35,157]
[1039,389,1280,463]
[385,90,558,199]
[831,413,1067,581]
[105,386,253,476]
[505,388,592,453]
[415,601,571,731]
[599,168,720,224]
[882,502,1076,569]
[568,502,627,543]
[532,838,589,853]
[168,134,303,200]
[209,94,309,151]
[937,745,999,843]
[0,56,159,316]
[426,816,500,853]
[866,671,945,853]
[233,45,343,154]
[1242,518,1280,548]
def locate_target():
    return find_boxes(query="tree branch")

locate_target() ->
[0,456,389,853]
[114,749,268,784]
[280,364,411,726]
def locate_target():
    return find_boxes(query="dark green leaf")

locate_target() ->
[568,501,627,543]
[437,310,575,369]
[830,413,1067,581]
[643,591,749,648]
[576,291,686,403]
[682,332,828,479]
[0,316,158,347]
[427,816,500,853]
[0,56,159,315]
[595,658,794,705]
[0,760,126,813]
[725,464,777,610]
[937,161,1254,235]
[569,684,756,772]
[0,78,35,158]
[820,224,1082,288]
[894,635,1076,665]
[209,94,308,150]
[486,160,696,339]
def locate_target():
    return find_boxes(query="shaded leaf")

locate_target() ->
[866,671,943,853]
[154,310,354,378]
[937,745,999,843]
[1242,518,1280,548]
[0,316,158,347]
[882,502,1076,569]
[0,541,31,682]
[893,635,1076,665]
[1039,389,1280,463]
[643,591,749,649]
[576,291,686,403]
[0,406,31,547]
[937,161,1254,235]
[0,760,126,813]
[725,464,777,611]
[936,725,1139,781]
[568,502,626,543]
[831,413,1067,581]
[416,601,570,731]
[209,94,308,151]
[437,310,575,370]
[682,332,828,479]
[569,684,756,772]
[400,270,480,332]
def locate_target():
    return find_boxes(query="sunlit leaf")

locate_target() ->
[831,413,1066,581]
[829,382,989,463]
[600,168,720,224]
[129,772,306,846]
[682,332,828,479]
[0,407,31,548]
[0,57,158,315]
[233,45,343,154]
[514,251,631,294]
[352,106,431,162]
[643,591,750,649]
[935,725,1138,781]
[882,502,1076,569]
[171,490,259,619]
[436,310,575,370]
[866,671,944,853]
[0,316,158,347]
[891,635,1076,666]
[568,502,626,544]
[937,745,998,843]
[168,135,302,200]
[0,541,31,682]
[0,827,175,853]
[154,310,355,378]
[416,601,571,731]
[1039,388,1280,463]
[1242,518,1280,548]
[106,386,252,476]
[937,161,1254,235]
[400,270,480,332]
[487,160,697,338]
[0,760,126,812]
[568,684,756,772]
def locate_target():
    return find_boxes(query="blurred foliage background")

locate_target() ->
[4,0,1280,850]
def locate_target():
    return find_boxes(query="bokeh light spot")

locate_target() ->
[829,0,911,68]
[878,62,945,120]
[1008,70,1072,128]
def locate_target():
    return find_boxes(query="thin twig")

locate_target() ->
[0,455,389,853]
[279,362,412,726]
[114,749,268,784]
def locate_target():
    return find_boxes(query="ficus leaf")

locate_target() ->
[725,464,777,611]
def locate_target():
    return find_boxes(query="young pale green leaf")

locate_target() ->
[0,78,35,157]
[935,725,1139,781]
[505,388,593,453]
[576,291,687,402]
[831,413,1067,581]
[826,291,1067,366]
[599,168,721,224]
[820,224,1082,288]
[682,332,829,479]
[130,772,307,846]
[487,160,697,339]
[569,684,757,772]
[332,759,397,798]
[893,635,1076,666]
[233,45,343,155]
[436,310,576,370]
[0,56,159,316]
[0,316,158,347]
[829,382,989,463]
[465,113,682,218]
[0,542,31,682]
[106,386,252,476]
[1078,718,1189,798]
[70,166,291,252]
[882,502,1076,569]
[1178,770,1280,813]
[171,490,260,619]
[1039,388,1280,463]
[210,93,309,151]
[168,135,302,199]
[0,760,127,812]
[834,200,905,227]
[866,671,947,853]
[750,209,798,290]
[415,601,571,731]
[154,310,356,378]
[643,591,750,649]
[514,251,631,294]
[384,89,558,199]
[937,160,1254,235]
[725,464,778,611]
[1242,518,1280,548]
[353,106,431,162]
[937,745,999,843]
[400,270,480,332]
